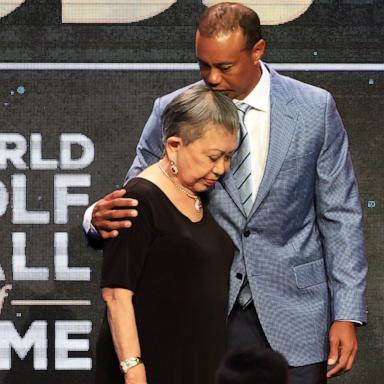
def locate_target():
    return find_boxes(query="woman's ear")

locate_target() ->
[165,136,183,159]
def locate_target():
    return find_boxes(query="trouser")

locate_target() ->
[227,303,327,384]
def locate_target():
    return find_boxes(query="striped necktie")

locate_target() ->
[233,102,254,309]
[232,102,253,216]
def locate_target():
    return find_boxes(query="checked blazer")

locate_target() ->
[126,66,367,367]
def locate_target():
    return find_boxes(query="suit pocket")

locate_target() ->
[293,258,326,289]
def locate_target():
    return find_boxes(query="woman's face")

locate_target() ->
[170,124,238,193]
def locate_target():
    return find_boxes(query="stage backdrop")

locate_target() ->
[0,1,383,383]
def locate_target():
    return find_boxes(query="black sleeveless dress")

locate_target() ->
[96,178,234,384]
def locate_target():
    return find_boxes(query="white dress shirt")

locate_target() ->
[234,61,271,203]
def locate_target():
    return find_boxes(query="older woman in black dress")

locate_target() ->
[96,85,239,384]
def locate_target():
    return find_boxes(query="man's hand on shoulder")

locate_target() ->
[327,321,358,378]
[92,189,138,239]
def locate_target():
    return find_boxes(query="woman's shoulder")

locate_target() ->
[123,177,162,202]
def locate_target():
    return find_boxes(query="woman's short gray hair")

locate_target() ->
[161,85,239,144]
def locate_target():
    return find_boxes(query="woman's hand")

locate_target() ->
[124,363,147,384]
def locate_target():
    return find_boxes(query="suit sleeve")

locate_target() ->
[315,92,367,324]
[124,97,164,182]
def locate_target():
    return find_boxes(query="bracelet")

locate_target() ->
[119,357,143,374]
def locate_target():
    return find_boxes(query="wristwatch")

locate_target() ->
[119,357,143,374]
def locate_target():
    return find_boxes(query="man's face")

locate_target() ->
[195,29,265,100]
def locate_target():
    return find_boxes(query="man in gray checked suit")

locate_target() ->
[84,3,367,383]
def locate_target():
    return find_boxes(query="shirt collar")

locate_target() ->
[234,61,270,112]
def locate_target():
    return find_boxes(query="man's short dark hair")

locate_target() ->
[198,2,262,51]
[215,347,289,384]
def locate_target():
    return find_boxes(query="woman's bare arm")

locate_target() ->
[102,287,147,384]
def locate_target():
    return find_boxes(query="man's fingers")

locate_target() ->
[327,362,343,377]
[91,191,138,235]
[345,345,358,372]
[99,229,119,239]
[101,197,139,209]
[98,220,133,231]
[103,189,127,201]
[327,350,347,377]
[94,198,138,217]
[327,336,339,366]
[327,332,342,377]
[101,189,138,207]
[105,199,139,211]
[95,209,138,221]
[327,353,357,378]
[327,343,356,377]
[110,208,138,219]
[327,321,358,378]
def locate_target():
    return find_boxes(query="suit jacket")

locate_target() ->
[126,66,367,366]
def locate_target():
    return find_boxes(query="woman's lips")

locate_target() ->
[204,178,217,186]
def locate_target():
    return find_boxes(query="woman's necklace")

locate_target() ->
[158,161,202,213]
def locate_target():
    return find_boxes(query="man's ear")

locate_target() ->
[251,39,266,64]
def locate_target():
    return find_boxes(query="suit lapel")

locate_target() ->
[248,68,298,218]
[219,67,298,219]
[219,171,247,217]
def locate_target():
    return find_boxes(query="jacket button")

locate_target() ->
[236,273,243,280]
[243,230,251,237]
